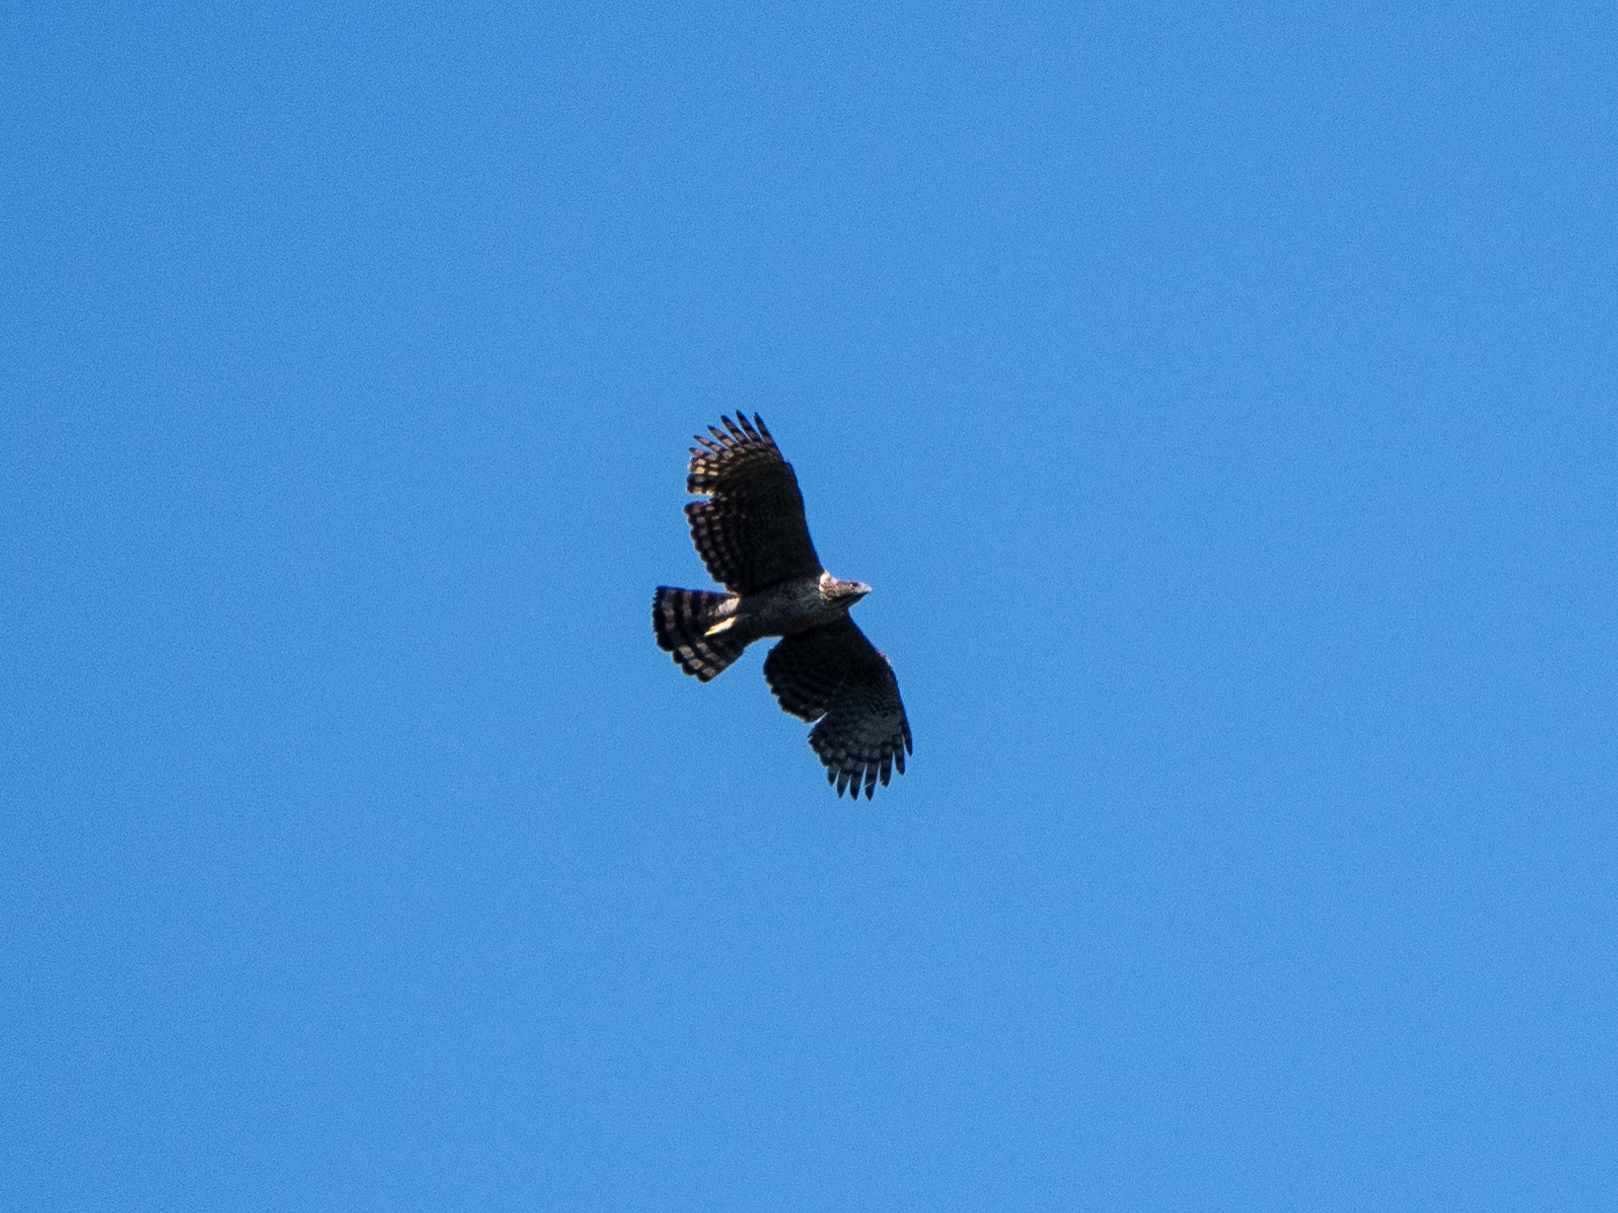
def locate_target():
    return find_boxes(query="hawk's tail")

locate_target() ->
[652,587,744,682]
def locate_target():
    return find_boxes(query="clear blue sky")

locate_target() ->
[5,2,1615,1208]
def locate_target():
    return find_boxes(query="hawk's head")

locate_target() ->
[819,572,871,608]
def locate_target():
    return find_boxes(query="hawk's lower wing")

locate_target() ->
[763,617,912,799]
[685,414,823,593]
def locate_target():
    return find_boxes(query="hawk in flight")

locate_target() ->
[653,414,912,798]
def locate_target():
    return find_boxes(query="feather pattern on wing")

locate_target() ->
[764,617,912,799]
[684,414,823,593]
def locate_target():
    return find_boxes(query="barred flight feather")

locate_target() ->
[651,586,743,681]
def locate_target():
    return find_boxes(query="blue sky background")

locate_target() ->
[5,2,1615,1208]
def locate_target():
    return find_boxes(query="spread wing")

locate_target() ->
[685,414,823,594]
[763,617,912,799]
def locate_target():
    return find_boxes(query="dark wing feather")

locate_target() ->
[763,617,912,799]
[685,414,822,593]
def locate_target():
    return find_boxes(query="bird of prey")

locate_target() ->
[652,414,912,798]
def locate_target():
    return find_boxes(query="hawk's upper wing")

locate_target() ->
[763,616,912,799]
[685,414,822,594]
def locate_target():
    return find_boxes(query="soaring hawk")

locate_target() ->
[652,414,912,798]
